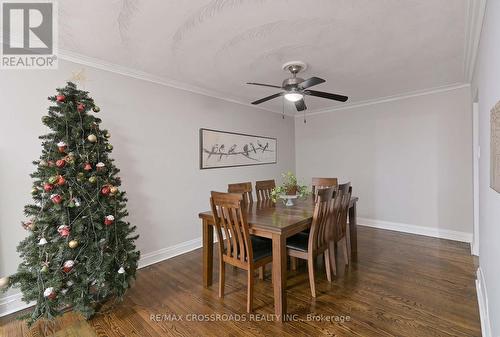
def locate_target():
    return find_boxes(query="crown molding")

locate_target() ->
[57,49,295,117]
[294,82,471,118]
[464,0,487,82]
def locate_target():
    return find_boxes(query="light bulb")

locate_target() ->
[284,92,303,102]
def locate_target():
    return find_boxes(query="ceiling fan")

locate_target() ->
[247,61,348,112]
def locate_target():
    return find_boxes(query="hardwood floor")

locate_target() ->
[0,227,481,337]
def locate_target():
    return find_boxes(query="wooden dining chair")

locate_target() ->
[228,182,253,206]
[311,177,338,199]
[210,191,273,312]
[331,182,352,268]
[286,187,335,298]
[255,179,276,201]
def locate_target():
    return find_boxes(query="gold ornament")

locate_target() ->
[41,265,49,273]
[31,187,38,194]
[68,240,78,249]
[88,176,97,184]
[107,144,113,150]
[105,132,111,138]
[87,134,97,143]
[92,106,100,113]
[110,186,118,195]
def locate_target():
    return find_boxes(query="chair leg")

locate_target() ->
[219,261,225,298]
[307,256,316,298]
[258,266,264,280]
[324,250,332,282]
[291,256,298,271]
[342,238,349,266]
[247,269,254,313]
[329,241,337,276]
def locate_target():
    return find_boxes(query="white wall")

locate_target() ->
[295,87,473,238]
[0,60,295,307]
[472,0,500,334]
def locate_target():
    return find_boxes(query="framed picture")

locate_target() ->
[199,128,277,169]
[491,100,500,192]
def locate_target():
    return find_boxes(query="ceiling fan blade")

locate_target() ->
[305,90,348,102]
[299,77,325,89]
[251,92,283,105]
[295,99,307,111]
[246,82,282,89]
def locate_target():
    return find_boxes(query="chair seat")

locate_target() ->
[286,232,309,252]
[251,236,272,262]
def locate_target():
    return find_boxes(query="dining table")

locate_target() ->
[198,195,359,322]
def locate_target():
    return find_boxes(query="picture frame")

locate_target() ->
[199,128,277,169]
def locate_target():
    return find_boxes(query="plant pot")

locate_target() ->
[286,186,298,195]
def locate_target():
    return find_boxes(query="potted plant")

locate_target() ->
[271,172,309,205]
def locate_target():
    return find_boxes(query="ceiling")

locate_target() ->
[59,0,473,113]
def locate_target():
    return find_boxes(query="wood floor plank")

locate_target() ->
[0,227,481,337]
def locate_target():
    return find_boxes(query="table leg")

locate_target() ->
[348,201,358,260]
[202,219,213,288]
[272,233,287,322]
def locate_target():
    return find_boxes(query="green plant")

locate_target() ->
[271,172,309,202]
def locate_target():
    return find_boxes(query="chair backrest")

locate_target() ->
[332,182,352,241]
[311,177,338,199]
[255,179,276,201]
[228,182,253,206]
[308,187,335,253]
[210,191,253,265]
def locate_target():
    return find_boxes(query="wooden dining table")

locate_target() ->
[198,195,359,321]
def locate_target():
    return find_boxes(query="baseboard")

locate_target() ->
[358,217,473,243]
[0,236,203,317]
[476,267,492,337]
[138,237,202,268]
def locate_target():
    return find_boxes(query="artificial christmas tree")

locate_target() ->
[2,82,140,325]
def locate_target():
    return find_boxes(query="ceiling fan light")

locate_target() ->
[284,92,303,102]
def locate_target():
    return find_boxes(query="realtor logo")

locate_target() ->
[1,0,58,69]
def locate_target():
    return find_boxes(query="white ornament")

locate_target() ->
[43,287,54,297]
[66,280,74,287]
[96,162,105,169]
[0,276,9,289]
[38,237,48,245]
[117,267,125,274]
[60,288,68,295]
[57,141,66,147]
[106,215,115,221]
[74,198,81,207]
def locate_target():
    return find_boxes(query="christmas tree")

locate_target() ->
[1,82,140,325]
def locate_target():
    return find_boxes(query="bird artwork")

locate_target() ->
[201,129,276,169]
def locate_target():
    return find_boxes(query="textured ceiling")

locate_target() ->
[59,0,469,113]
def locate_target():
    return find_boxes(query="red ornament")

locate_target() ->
[77,103,85,112]
[51,194,62,204]
[84,163,92,171]
[56,159,66,168]
[57,225,70,237]
[44,287,56,300]
[56,175,66,186]
[62,260,74,273]
[104,215,115,226]
[57,141,67,153]
[101,186,111,196]
[56,95,65,102]
[44,183,54,192]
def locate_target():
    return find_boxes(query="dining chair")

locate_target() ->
[286,187,335,298]
[255,179,276,201]
[311,177,338,199]
[210,191,273,312]
[331,182,352,268]
[228,182,253,206]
